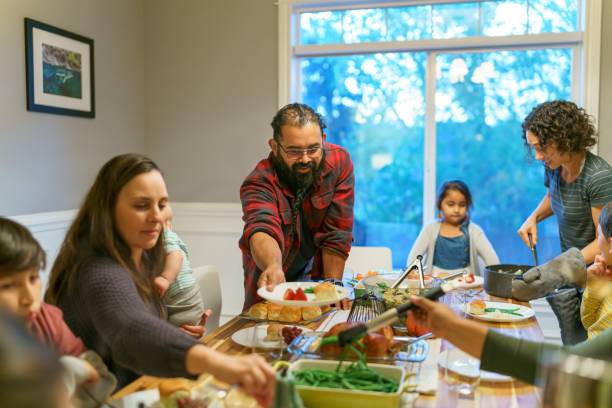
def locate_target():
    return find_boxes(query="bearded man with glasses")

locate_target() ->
[239,103,354,310]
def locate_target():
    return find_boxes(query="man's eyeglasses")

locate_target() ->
[278,144,323,159]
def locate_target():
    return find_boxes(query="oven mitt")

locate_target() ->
[512,248,587,301]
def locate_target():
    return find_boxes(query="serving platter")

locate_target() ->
[257,281,349,307]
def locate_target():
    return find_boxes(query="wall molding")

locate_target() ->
[11,209,77,233]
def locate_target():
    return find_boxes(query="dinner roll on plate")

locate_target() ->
[301,305,322,321]
[247,302,268,319]
[279,305,301,323]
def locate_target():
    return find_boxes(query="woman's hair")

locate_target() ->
[522,100,597,154]
[0,217,46,277]
[599,203,612,240]
[46,153,165,305]
[436,180,473,212]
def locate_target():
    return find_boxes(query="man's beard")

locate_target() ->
[271,150,325,193]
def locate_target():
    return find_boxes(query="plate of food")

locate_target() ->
[453,274,484,290]
[257,281,349,307]
[438,350,513,382]
[231,323,311,349]
[242,301,332,324]
[464,300,535,322]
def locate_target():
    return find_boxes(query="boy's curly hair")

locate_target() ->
[522,100,597,154]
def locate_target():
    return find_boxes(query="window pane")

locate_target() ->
[435,48,572,265]
[300,53,427,268]
[342,9,386,43]
[482,0,528,36]
[432,2,479,39]
[300,11,343,45]
[298,1,579,45]
[528,0,579,33]
[387,5,432,41]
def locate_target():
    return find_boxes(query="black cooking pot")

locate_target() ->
[483,264,532,298]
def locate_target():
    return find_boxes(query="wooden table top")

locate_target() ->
[113,291,544,407]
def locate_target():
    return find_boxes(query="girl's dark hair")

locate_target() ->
[270,103,326,142]
[521,100,597,154]
[46,153,165,305]
[599,203,612,240]
[0,217,46,276]
[436,180,473,211]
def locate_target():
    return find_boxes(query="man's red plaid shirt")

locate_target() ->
[239,143,354,310]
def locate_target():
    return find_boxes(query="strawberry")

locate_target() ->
[283,288,296,300]
[465,272,475,284]
[294,287,308,301]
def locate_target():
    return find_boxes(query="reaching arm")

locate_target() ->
[249,231,285,290]
[580,206,603,265]
[154,251,183,297]
[322,248,345,281]
[518,194,553,247]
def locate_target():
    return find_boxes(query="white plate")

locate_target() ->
[452,275,484,290]
[463,301,535,322]
[231,324,311,349]
[363,274,435,290]
[438,350,513,382]
[257,282,349,306]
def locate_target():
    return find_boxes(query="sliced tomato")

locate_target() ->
[294,287,308,301]
[464,272,475,284]
[283,288,296,300]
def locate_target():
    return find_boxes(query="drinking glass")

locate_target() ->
[444,347,481,398]
[250,322,284,363]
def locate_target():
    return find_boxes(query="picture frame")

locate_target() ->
[24,18,95,118]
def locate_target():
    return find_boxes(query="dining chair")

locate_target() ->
[344,246,393,276]
[193,265,222,332]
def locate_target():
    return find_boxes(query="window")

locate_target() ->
[280,0,601,269]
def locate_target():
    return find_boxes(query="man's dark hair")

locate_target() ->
[270,103,326,142]
[0,217,46,276]
[522,100,597,154]
[599,203,612,240]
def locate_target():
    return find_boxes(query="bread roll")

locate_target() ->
[267,303,282,321]
[468,300,486,315]
[301,305,322,321]
[247,302,268,319]
[313,282,337,301]
[264,323,284,341]
[279,305,301,323]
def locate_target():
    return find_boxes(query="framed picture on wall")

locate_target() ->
[24,18,95,118]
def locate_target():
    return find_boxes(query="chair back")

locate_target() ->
[345,246,393,276]
[192,265,222,332]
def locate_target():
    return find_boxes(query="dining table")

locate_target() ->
[112,288,545,407]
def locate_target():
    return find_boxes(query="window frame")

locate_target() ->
[278,0,602,223]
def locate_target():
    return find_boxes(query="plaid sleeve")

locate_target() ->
[313,147,354,259]
[239,174,285,255]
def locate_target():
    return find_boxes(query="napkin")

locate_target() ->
[416,338,441,394]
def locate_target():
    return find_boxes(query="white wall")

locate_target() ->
[0,0,146,216]
[143,0,278,203]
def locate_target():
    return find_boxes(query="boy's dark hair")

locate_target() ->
[522,100,597,154]
[270,103,326,142]
[599,203,612,240]
[436,180,473,211]
[0,217,46,276]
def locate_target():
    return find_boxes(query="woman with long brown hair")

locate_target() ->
[47,154,274,405]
